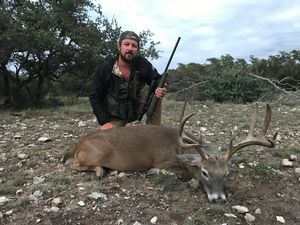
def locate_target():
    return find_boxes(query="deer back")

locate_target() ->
[69,125,180,171]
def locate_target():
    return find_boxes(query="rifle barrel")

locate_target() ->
[163,37,181,74]
[146,37,181,123]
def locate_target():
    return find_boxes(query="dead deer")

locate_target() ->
[63,103,277,202]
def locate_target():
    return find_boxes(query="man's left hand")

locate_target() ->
[155,85,167,99]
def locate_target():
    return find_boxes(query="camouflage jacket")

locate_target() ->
[89,55,161,125]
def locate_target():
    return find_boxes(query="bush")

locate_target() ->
[194,72,270,103]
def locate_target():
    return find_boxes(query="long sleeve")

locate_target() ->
[89,61,111,125]
[139,57,161,85]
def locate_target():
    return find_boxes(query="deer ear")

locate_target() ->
[176,154,202,167]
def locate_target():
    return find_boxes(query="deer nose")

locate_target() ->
[208,193,227,202]
[214,196,226,203]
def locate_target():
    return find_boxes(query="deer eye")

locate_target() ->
[201,169,209,179]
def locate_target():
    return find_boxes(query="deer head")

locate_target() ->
[176,103,278,202]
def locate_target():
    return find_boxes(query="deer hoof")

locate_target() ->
[95,175,103,181]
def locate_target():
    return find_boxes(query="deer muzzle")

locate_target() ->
[203,180,227,202]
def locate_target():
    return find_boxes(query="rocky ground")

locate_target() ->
[0,98,300,225]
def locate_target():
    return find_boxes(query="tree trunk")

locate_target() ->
[34,74,44,106]
[0,63,11,105]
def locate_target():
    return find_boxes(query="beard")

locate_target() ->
[120,52,135,64]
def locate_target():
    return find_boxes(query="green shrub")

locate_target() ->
[196,72,269,103]
[250,163,280,183]
[183,205,226,225]
[272,146,300,158]
[148,171,178,191]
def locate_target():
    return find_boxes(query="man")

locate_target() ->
[89,31,167,130]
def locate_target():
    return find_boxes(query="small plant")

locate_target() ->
[250,163,280,183]
[0,183,17,195]
[0,177,27,195]
[6,198,31,213]
[272,146,300,158]
[52,176,71,185]
[183,205,226,225]
[183,211,206,225]
[148,170,178,191]
[23,146,42,157]
[11,176,27,187]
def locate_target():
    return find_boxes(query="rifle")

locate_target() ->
[145,37,181,124]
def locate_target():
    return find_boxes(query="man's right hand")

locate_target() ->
[100,122,115,130]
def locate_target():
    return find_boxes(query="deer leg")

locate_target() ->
[73,165,90,171]
[94,166,105,180]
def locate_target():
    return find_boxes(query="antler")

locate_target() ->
[178,102,210,160]
[223,104,278,162]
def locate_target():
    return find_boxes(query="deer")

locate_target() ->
[63,103,278,202]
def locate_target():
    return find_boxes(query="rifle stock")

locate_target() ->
[146,37,181,124]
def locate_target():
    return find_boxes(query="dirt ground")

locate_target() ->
[0,98,299,225]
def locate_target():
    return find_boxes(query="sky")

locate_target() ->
[94,0,300,73]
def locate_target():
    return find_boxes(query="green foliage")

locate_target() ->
[5,198,31,213]
[272,145,300,158]
[250,51,300,90]
[1,0,299,107]
[149,171,178,191]
[197,71,268,103]
[183,205,226,225]
[250,163,280,183]
[168,53,299,103]
[0,0,160,108]
[52,176,71,186]
[0,176,27,195]
[0,183,17,195]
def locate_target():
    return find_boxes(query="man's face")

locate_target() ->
[118,38,139,64]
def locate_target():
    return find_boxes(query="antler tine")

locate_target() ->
[177,103,210,160]
[178,113,201,149]
[261,104,271,135]
[246,103,258,139]
[224,104,277,162]
[179,101,187,123]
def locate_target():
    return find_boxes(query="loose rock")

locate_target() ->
[290,155,297,161]
[0,196,10,206]
[38,135,51,142]
[150,216,158,224]
[18,153,28,159]
[78,121,86,127]
[276,216,285,223]
[132,222,142,225]
[16,189,23,196]
[88,192,108,201]
[255,208,261,214]
[33,176,45,184]
[244,213,255,223]
[232,205,249,214]
[33,190,43,198]
[50,206,60,212]
[281,159,293,167]
[5,210,13,216]
[14,133,22,139]
[52,197,63,206]
[78,201,85,206]
[224,213,237,218]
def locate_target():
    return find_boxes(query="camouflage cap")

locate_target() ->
[118,31,140,44]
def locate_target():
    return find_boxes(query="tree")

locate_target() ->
[0,0,160,107]
[250,51,300,93]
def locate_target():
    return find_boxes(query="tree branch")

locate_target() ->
[249,73,299,96]
[176,81,207,94]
